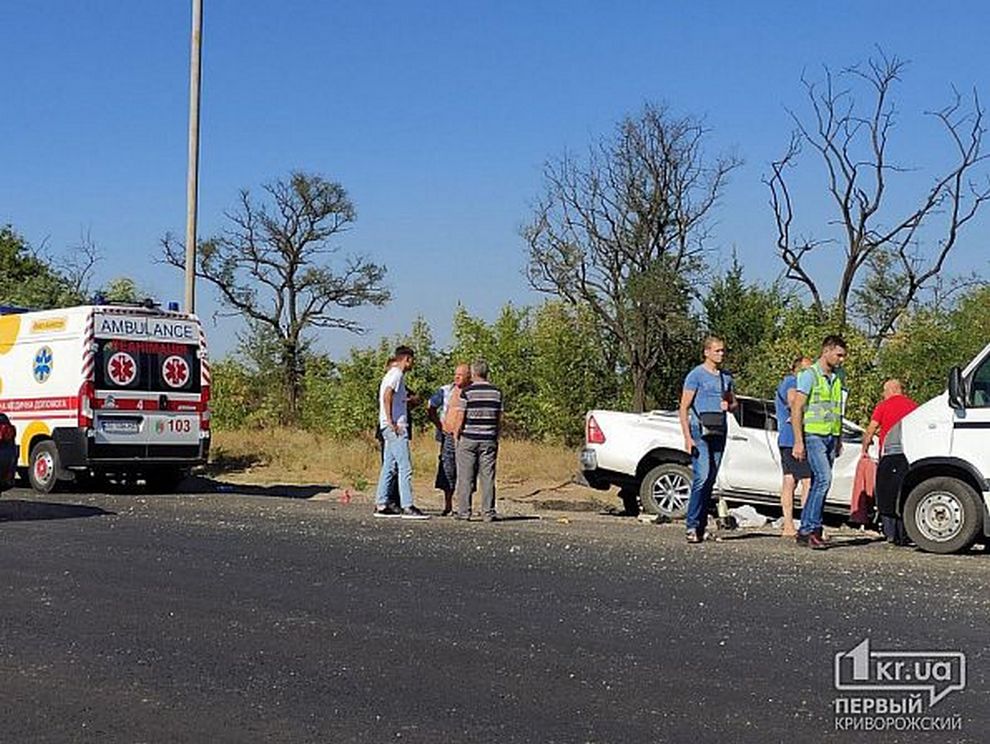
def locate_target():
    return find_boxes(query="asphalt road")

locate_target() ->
[0,486,986,743]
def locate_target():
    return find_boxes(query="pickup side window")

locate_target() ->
[841,422,863,443]
[969,355,990,408]
[734,399,776,431]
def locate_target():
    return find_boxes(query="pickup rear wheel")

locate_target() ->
[639,463,691,518]
[903,477,982,554]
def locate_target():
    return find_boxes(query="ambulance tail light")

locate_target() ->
[200,384,211,431]
[78,380,94,429]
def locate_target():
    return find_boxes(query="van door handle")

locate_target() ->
[730,435,748,441]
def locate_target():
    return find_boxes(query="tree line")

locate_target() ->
[3,50,988,441]
[211,277,990,444]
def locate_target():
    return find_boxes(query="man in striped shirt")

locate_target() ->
[453,359,503,522]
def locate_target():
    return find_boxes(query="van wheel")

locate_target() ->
[639,463,692,518]
[903,477,982,554]
[28,441,62,494]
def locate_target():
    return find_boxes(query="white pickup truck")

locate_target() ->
[581,340,990,554]
[579,395,869,518]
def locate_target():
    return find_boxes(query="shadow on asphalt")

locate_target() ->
[0,499,115,523]
[43,475,333,501]
[182,475,333,500]
[528,498,603,512]
[716,531,785,541]
[818,536,885,550]
[598,509,639,519]
[493,515,541,522]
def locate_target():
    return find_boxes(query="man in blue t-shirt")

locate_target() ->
[775,356,812,537]
[678,336,738,543]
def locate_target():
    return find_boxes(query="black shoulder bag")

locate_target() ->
[693,371,728,438]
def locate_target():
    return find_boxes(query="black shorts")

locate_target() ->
[779,446,812,479]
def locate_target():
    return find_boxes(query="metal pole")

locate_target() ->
[184,0,203,313]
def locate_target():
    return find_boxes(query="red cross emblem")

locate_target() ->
[107,352,138,386]
[163,355,191,388]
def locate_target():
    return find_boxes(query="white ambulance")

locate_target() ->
[0,302,211,493]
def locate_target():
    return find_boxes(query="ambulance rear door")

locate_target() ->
[92,312,203,460]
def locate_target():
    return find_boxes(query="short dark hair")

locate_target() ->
[394,345,415,359]
[822,334,847,350]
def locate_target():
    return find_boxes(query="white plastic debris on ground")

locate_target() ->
[770,516,802,530]
[727,504,769,528]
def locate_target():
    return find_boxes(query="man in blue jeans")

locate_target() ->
[374,345,429,520]
[678,336,737,543]
[790,335,848,549]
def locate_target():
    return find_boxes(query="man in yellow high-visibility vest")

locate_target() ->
[791,335,848,550]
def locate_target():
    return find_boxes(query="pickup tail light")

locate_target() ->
[586,414,606,445]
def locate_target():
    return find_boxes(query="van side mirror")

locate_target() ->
[948,367,966,410]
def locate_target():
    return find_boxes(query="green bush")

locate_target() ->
[210,284,989,441]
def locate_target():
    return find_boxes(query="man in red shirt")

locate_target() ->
[862,379,918,455]
[862,379,918,545]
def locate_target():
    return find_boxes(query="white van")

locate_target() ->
[0,303,211,493]
[886,341,990,553]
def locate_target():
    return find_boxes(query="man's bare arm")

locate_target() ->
[383,387,396,431]
[427,403,442,430]
[791,392,807,459]
[862,420,880,454]
[679,388,695,453]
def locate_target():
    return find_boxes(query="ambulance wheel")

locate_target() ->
[28,441,62,494]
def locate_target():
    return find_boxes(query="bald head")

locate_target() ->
[453,364,471,389]
[883,379,904,399]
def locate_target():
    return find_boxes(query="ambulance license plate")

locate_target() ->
[101,419,140,434]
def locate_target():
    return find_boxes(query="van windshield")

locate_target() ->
[94,339,201,394]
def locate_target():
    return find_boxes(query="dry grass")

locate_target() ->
[209,428,581,495]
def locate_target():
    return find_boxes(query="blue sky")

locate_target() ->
[2,1,988,358]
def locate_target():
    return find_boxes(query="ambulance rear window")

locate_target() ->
[95,339,201,393]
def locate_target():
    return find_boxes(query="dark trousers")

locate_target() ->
[877,454,910,544]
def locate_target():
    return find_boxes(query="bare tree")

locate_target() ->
[163,172,390,422]
[524,103,741,411]
[59,229,101,298]
[765,50,990,338]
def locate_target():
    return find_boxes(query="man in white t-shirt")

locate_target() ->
[374,345,429,519]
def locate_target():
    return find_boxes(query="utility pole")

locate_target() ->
[184,0,203,313]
